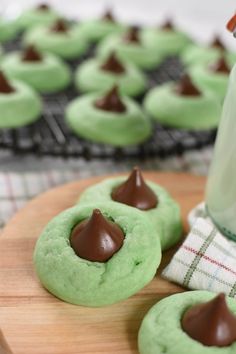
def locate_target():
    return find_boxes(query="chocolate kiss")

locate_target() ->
[0,71,15,94]
[175,74,201,97]
[37,3,49,10]
[182,293,236,347]
[210,57,230,74]
[102,10,115,22]
[22,45,42,62]
[211,36,225,50]
[70,209,124,262]
[124,26,140,44]
[100,52,125,74]
[94,85,126,113]
[50,19,68,33]
[111,167,158,210]
[161,19,174,30]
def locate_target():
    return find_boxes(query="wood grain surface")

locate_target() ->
[0,172,205,354]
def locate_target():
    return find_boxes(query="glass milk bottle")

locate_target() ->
[206,63,236,240]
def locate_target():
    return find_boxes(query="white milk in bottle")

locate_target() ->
[206,63,236,240]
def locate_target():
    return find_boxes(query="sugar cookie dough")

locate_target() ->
[34,202,162,307]
[17,3,59,31]
[75,53,147,97]
[142,20,192,59]
[0,71,42,128]
[0,18,18,42]
[189,57,230,101]
[79,168,182,250]
[97,27,162,69]
[24,19,88,59]
[138,291,236,354]
[2,46,71,93]
[144,75,221,130]
[65,87,151,146]
[182,36,236,68]
[79,10,125,43]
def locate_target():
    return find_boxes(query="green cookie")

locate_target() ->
[2,52,71,93]
[138,291,236,354]
[79,19,125,42]
[0,80,42,128]
[17,7,59,31]
[189,64,229,101]
[79,177,182,251]
[0,46,3,61]
[34,202,162,307]
[75,58,147,97]
[142,27,192,58]
[181,44,236,68]
[144,82,221,130]
[0,18,18,42]
[23,24,88,59]
[97,34,162,69]
[65,93,151,146]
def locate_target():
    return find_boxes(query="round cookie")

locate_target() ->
[182,45,221,67]
[79,168,182,251]
[97,27,162,70]
[0,18,18,42]
[144,75,221,130]
[0,71,42,128]
[182,37,236,68]
[23,19,88,60]
[0,45,3,61]
[33,202,162,307]
[79,10,125,43]
[2,46,71,93]
[75,52,147,97]
[189,57,230,101]
[65,86,152,146]
[138,291,236,354]
[17,3,59,31]
[142,20,193,59]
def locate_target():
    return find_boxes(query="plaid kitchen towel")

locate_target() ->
[0,170,83,227]
[188,201,210,227]
[162,208,236,297]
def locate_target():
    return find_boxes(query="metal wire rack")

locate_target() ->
[0,37,217,160]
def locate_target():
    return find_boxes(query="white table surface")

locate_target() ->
[1,0,236,48]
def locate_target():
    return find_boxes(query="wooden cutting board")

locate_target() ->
[0,172,205,354]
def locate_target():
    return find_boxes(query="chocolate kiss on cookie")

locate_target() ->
[22,45,42,62]
[94,85,126,112]
[102,10,115,22]
[50,19,68,33]
[209,57,230,74]
[70,209,124,262]
[182,293,236,347]
[100,52,126,74]
[37,3,50,10]
[175,74,201,97]
[111,167,158,210]
[124,26,140,44]
[161,19,174,31]
[211,36,225,50]
[0,71,15,94]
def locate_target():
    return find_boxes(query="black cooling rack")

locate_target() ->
[0,37,217,160]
